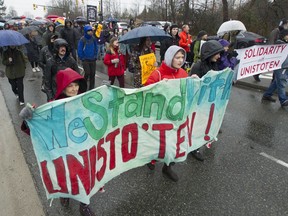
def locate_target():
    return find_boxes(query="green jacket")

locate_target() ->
[2,48,26,79]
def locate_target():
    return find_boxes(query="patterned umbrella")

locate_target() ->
[54,17,65,26]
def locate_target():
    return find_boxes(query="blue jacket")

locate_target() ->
[77,25,98,61]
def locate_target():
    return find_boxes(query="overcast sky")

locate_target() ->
[5,0,146,18]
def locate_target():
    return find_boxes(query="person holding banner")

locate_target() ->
[189,40,224,160]
[128,37,155,88]
[20,68,97,216]
[103,37,125,87]
[262,29,288,107]
[145,45,188,182]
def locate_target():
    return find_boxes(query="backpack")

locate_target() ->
[80,36,97,51]
[190,40,197,62]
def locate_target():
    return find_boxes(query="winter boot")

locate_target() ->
[60,198,70,208]
[190,149,204,161]
[79,203,95,216]
[162,164,179,182]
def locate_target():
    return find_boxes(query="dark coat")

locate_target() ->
[25,37,40,62]
[160,33,180,61]
[190,40,223,78]
[2,47,26,79]
[44,53,80,100]
[60,19,78,49]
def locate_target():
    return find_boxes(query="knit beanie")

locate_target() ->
[197,30,207,39]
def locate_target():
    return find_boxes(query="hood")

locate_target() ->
[84,25,93,39]
[64,19,73,28]
[164,45,186,68]
[55,68,87,100]
[46,23,55,32]
[201,40,224,61]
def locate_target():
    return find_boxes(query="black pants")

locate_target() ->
[82,60,96,90]
[109,75,125,88]
[30,61,38,68]
[8,77,24,103]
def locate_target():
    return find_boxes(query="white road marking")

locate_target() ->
[260,152,288,168]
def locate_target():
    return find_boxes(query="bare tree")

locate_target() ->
[222,0,229,21]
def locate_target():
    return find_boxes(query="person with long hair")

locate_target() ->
[128,37,154,88]
[103,37,125,87]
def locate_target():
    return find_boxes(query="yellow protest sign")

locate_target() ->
[139,53,157,84]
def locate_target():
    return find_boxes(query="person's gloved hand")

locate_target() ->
[19,103,34,120]
[111,58,120,64]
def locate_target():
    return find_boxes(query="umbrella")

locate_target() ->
[0,30,29,46]
[118,25,171,44]
[217,20,246,35]
[75,16,88,24]
[54,17,65,25]
[30,20,45,26]
[19,26,40,35]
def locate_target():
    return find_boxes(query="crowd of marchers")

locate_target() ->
[1,17,288,216]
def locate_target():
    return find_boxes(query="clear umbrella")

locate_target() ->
[217,20,246,36]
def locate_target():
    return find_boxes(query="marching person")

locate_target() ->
[60,19,78,60]
[44,38,80,101]
[145,45,188,182]
[19,68,96,216]
[178,24,193,63]
[25,31,41,72]
[262,29,288,107]
[2,45,26,106]
[39,34,59,98]
[118,29,131,71]
[160,24,180,62]
[128,36,155,88]
[103,37,125,87]
[189,40,224,161]
[77,25,98,90]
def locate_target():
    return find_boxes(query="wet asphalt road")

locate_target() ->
[1,61,288,216]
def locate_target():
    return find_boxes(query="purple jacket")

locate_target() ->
[218,52,237,70]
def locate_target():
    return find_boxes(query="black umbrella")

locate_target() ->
[118,25,171,44]
[19,26,40,35]
[75,16,88,24]
[30,20,45,26]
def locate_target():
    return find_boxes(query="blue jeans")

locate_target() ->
[263,68,288,104]
[97,44,105,59]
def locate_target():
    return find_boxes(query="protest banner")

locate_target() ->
[139,53,157,84]
[236,44,288,80]
[26,69,233,204]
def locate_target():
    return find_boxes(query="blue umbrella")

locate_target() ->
[0,30,29,46]
[118,25,171,44]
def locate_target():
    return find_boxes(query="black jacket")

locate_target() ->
[44,53,80,100]
[160,33,180,61]
[190,40,224,78]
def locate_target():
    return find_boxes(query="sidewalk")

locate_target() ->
[0,90,45,216]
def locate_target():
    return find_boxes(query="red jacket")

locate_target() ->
[103,48,125,76]
[145,61,188,85]
[179,31,192,52]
